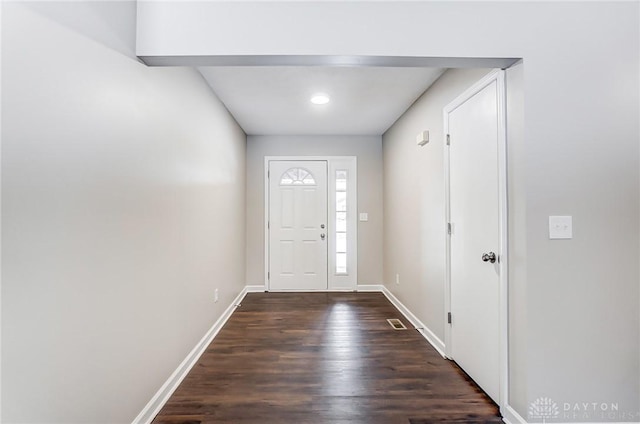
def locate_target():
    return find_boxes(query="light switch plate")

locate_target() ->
[359,213,369,222]
[549,216,572,239]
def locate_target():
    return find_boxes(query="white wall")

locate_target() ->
[246,135,383,287]
[384,64,529,415]
[382,68,491,342]
[135,1,640,419]
[2,2,246,422]
[505,61,528,416]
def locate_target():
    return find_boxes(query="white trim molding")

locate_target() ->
[501,405,528,424]
[245,285,266,293]
[443,69,510,412]
[380,286,446,358]
[132,287,249,424]
[500,405,640,424]
[355,284,384,292]
[133,284,526,424]
[264,156,358,292]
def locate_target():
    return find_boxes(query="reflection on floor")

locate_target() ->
[153,292,502,424]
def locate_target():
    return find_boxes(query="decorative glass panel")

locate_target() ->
[335,169,348,275]
[336,232,347,253]
[336,253,347,274]
[336,170,347,191]
[336,212,347,232]
[280,167,316,186]
[336,192,347,212]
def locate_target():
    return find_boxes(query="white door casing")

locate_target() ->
[264,156,358,291]
[268,160,328,290]
[444,70,508,407]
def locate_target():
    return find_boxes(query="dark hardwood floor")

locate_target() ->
[153,292,501,424]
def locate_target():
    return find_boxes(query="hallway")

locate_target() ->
[153,293,501,424]
[3,2,640,422]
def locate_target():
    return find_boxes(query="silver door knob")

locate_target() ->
[320,224,325,229]
[320,233,326,240]
[482,252,497,263]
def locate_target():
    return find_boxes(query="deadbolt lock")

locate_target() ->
[481,252,497,264]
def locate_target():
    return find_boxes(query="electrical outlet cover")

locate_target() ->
[549,216,572,239]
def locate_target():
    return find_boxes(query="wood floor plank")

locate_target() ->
[153,292,501,423]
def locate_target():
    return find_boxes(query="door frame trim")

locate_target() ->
[443,69,509,410]
[264,156,358,292]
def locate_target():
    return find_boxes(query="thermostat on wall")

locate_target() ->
[416,130,429,146]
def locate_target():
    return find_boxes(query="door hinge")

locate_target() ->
[446,134,451,146]
[268,170,270,178]
[447,222,452,235]
[447,312,452,324]
[268,272,270,280]
[268,221,270,230]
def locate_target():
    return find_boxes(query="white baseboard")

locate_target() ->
[134,283,533,424]
[502,405,527,424]
[356,284,384,292]
[379,285,447,358]
[260,289,357,292]
[247,284,362,293]
[378,287,533,424]
[251,284,373,292]
[500,405,640,424]
[245,284,266,293]
[131,287,249,424]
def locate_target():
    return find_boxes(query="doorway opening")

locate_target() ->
[195,56,521,420]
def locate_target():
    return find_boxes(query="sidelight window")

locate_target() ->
[335,170,348,274]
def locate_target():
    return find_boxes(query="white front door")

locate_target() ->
[446,73,503,403]
[268,160,328,290]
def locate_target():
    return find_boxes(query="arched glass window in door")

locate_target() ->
[280,167,316,185]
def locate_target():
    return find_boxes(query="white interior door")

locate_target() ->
[269,160,328,290]
[447,76,502,403]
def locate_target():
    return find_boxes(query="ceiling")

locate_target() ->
[198,66,445,136]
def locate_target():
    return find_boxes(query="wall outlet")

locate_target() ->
[214,288,219,303]
[395,273,400,285]
[549,215,572,239]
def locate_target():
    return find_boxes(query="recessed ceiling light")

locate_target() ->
[310,93,330,105]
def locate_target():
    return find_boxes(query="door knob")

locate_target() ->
[320,224,325,229]
[482,252,497,263]
[320,233,326,240]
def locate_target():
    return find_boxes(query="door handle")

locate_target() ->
[482,252,497,263]
[320,233,326,240]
